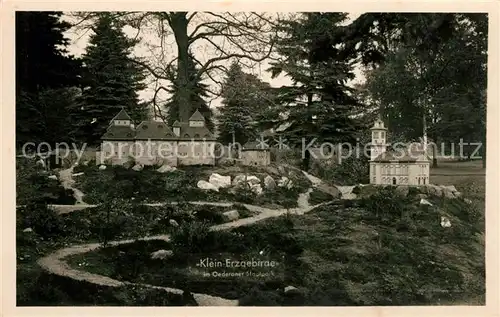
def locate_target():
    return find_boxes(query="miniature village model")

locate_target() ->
[369,118,430,186]
[98,109,216,166]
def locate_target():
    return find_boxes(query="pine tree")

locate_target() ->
[217,62,259,145]
[268,13,365,168]
[73,13,148,144]
[164,52,214,132]
[15,11,82,145]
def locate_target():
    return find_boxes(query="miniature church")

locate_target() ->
[369,118,430,186]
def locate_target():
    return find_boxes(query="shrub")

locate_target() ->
[360,186,412,224]
[18,202,65,238]
[170,221,215,254]
[308,189,334,205]
[316,156,369,186]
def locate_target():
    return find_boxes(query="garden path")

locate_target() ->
[36,184,330,306]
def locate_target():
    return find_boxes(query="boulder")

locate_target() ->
[246,175,261,185]
[48,175,58,180]
[441,185,457,192]
[232,174,247,186]
[420,198,433,206]
[132,164,144,171]
[23,228,33,233]
[72,172,84,177]
[440,216,452,228]
[454,191,462,198]
[169,219,179,227]
[336,186,356,199]
[209,173,232,189]
[222,210,240,222]
[395,186,409,197]
[157,165,177,173]
[82,161,89,166]
[443,189,455,199]
[277,176,293,189]
[150,249,174,260]
[284,286,301,295]
[197,180,219,192]
[98,165,107,170]
[264,175,276,189]
[250,183,263,195]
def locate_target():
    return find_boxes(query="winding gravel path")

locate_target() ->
[34,165,342,305]
[35,167,332,306]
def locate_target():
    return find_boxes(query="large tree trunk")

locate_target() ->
[170,13,192,122]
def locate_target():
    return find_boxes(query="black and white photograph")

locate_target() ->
[4,1,498,312]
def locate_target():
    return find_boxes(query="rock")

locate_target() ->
[82,161,89,166]
[464,198,473,204]
[302,171,322,187]
[222,210,240,222]
[420,198,433,206]
[72,172,84,177]
[132,164,144,171]
[440,216,452,228]
[317,183,342,199]
[197,180,219,192]
[157,165,177,173]
[336,185,356,199]
[150,249,174,260]
[395,186,409,197]
[232,174,247,186]
[277,176,293,189]
[284,286,300,294]
[454,191,462,198]
[23,228,33,233]
[441,185,457,192]
[264,175,276,189]
[98,165,107,170]
[169,219,179,227]
[246,175,261,185]
[250,183,263,195]
[443,189,455,199]
[48,175,58,180]
[426,184,443,197]
[209,173,232,189]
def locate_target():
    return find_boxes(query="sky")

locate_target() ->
[63,12,366,110]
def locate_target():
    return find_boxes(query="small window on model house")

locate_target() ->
[381,131,385,139]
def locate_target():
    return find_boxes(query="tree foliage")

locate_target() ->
[15,11,82,145]
[72,13,148,144]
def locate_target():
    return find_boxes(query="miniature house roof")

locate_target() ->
[101,125,135,140]
[371,118,387,130]
[189,110,206,121]
[135,121,176,140]
[111,108,132,121]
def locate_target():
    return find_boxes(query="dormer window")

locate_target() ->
[183,134,190,138]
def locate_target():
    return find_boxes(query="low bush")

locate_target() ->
[315,156,369,186]
[16,158,76,205]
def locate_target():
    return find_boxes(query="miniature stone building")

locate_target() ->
[240,141,271,166]
[369,118,430,186]
[98,108,216,166]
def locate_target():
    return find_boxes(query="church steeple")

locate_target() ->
[370,117,388,161]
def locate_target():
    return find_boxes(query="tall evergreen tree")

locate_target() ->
[269,13,366,169]
[164,52,214,132]
[217,63,256,145]
[15,11,82,145]
[72,13,148,144]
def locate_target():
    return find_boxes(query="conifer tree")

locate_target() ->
[15,11,82,145]
[73,13,148,144]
